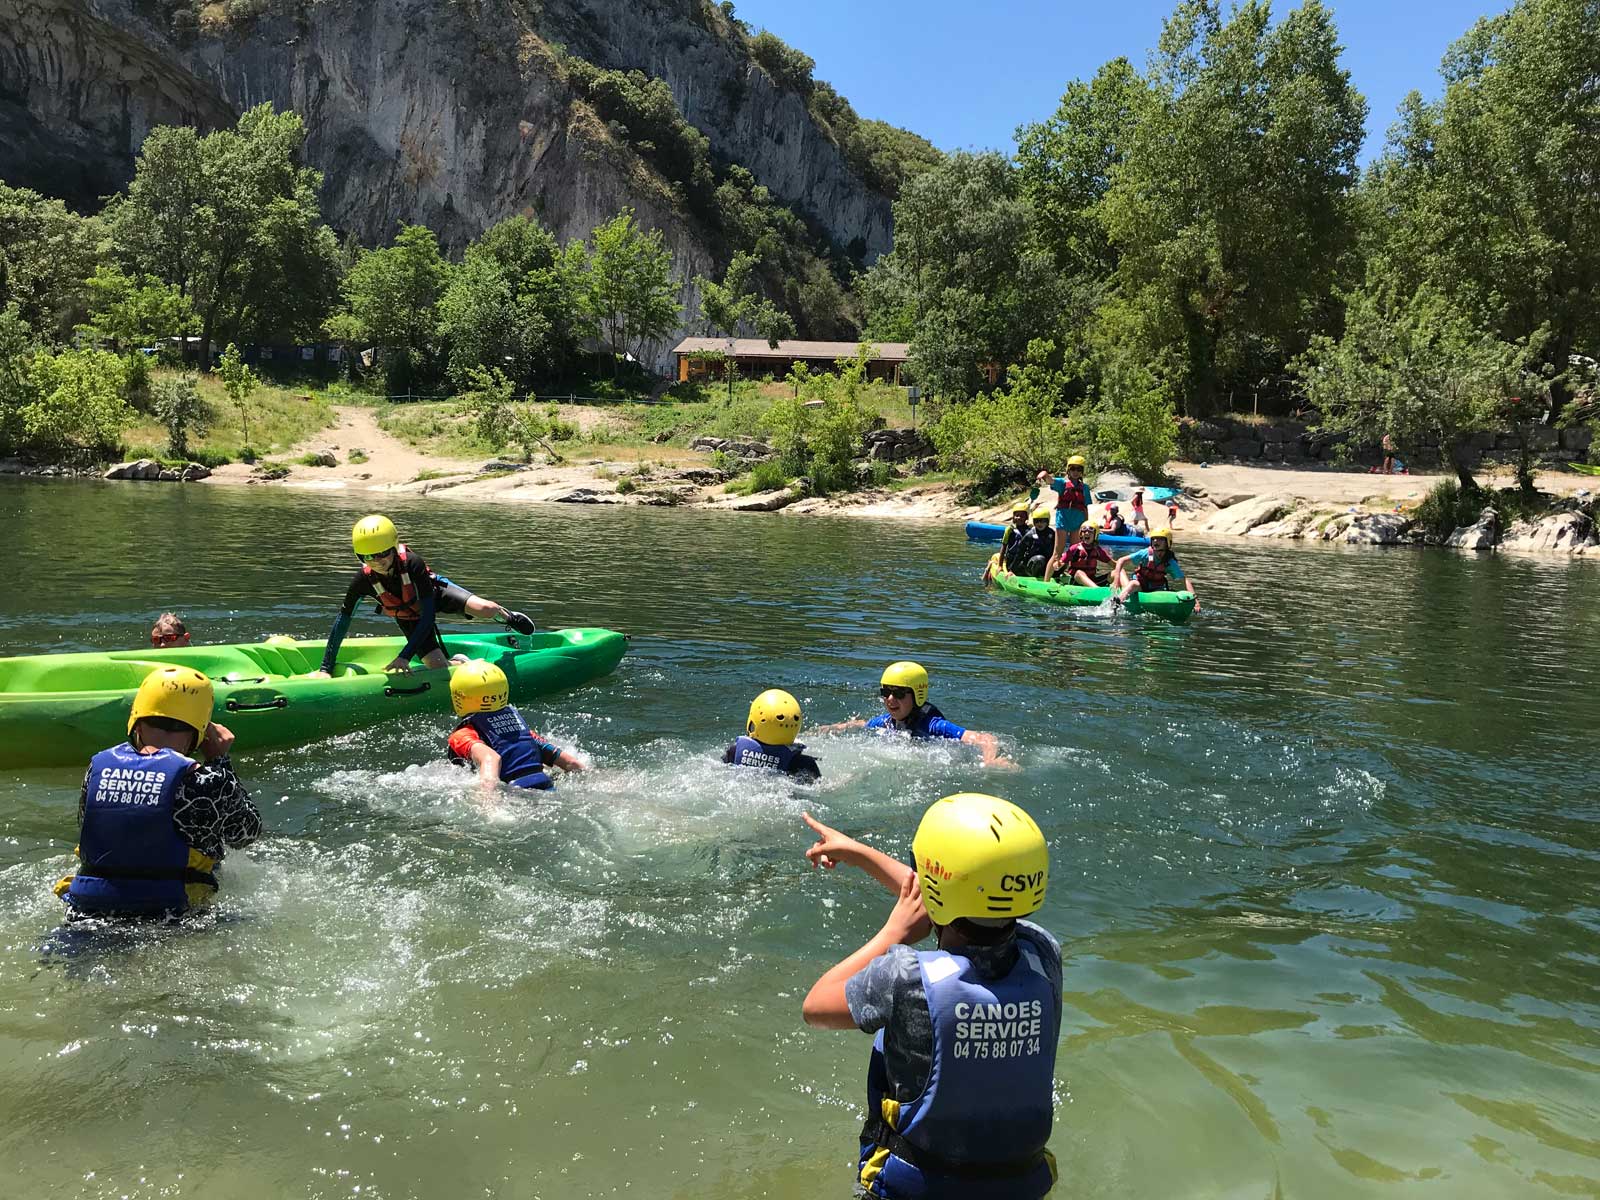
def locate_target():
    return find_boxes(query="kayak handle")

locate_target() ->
[225,696,288,712]
[225,676,268,684]
[384,682,432,697]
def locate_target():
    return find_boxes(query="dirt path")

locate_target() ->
[206,405,481,490]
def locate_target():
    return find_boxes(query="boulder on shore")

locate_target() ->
[1446,506,1500,551]
[1499,511,1597,555]
[715,487,799,512]
[1198,494,1293,536]
[1343,511,1412,545]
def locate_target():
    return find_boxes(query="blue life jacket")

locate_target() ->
[727,735,806,773]
[458,707,555,790]
[858,944,1060,1199]
[868,704,949,740]
[66,743,216,915]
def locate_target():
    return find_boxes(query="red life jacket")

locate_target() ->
[364,544,421,619]
[1060,477,1090,513]
[1065,542,1112,584]
[1136,551,1172,591]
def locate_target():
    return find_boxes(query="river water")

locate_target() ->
[0,479,1596,1199]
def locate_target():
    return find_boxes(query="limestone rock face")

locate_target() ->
[0,0,894,370]
[1446,506,1500,551]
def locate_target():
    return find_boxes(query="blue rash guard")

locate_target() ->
[865,704,967,741]
[1125,548,1186,585]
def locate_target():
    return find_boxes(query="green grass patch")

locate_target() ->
[409,468,468,483]
[347,449,369,464]
[377,402,498,459]
[122,369,335,458]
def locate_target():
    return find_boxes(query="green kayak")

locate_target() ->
[986,554,1196,624]
[0,628,626,769]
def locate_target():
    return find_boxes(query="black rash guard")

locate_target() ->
[320,552,444,673]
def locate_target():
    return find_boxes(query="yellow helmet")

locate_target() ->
[352,514,399,557]
[1030,506,1051,521]
[450,659,510,716]
[746,688,802,745]
[128,666,214,741]
[1067,455,1087,468]
[880,661,929,706]
[1011,501,1030,515]
[912,793,1048,925]
[1150,526,1173,542]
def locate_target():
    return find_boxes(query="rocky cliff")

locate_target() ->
[0,0,897,362]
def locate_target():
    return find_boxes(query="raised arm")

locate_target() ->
[802,812,913,893]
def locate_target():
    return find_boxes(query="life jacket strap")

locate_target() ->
[76,863,219,889]
[860,1115,1047,1180]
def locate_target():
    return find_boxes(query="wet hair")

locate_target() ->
[153,612,187,636]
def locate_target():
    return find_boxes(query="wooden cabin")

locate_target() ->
[672,338,911,385]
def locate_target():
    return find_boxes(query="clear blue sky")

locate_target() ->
[729,0,1508,161]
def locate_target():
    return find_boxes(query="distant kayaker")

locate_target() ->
[1033,455,1092,564]
[1113,527,1200,610]
[1005,508,1055,578]
[1047,523,1115,587]
[799,795,1062,1199]
[150,612,191,647]
[446,659,584,790]
[54,666,260,919]
[816,662,1012,768]
[1100,503,1130,537]
[723,689,821,782]
[309,515,536,677]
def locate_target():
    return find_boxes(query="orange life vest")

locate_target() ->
[363,544,421,619]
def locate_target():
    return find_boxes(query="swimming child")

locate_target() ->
[817,662,1012,768]
[445,660,584,790]
[723,688,821,781]
[149,612,191,647]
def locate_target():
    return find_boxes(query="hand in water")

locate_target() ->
[198,721,235,760]
[383,657,411,674]
[802,812,863,871]
[881,871,931,946]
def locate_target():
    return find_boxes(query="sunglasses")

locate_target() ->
[357,550,394,562]
[150,631,184,646]
[879,685,914,700]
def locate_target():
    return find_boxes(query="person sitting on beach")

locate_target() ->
[723,689,821,782]
[1130,488,1149,532]
[816,662,1012,768]
[1100,503,1130,537]
[1113,528,1200,610]
[310,515,537,677]
[799,795,1062,1199]
[150,612,191,648]
[446,660,584,790]
[1047,523,1115,587]
[54,666,260,919]
[1005,508,1056,579]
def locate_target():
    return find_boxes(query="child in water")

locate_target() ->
[723,689,821,781]
[445,660,585,790]
[800,797,1063,1198]
[817,662,1012,768]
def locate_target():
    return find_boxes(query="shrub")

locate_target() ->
[123,352,153,411]
[615,475,638,494]
[17,349,134,458]
[744,459,791,492]
[1413,478,1485,540]
[154,372,207,459]
[930,341,1076,495]
[239,446,260,464]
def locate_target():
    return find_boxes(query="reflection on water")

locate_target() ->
[0,479,1597,1198]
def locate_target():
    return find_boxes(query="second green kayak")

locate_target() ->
[986,555,1196,623]
[0,628,627,769]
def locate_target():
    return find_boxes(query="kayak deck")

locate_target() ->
[0,628,627,769]
[985,555,1196,623]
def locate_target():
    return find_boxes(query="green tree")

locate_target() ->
[1365,0,1600,415]
[217,343,259,449]
[0,183,103,343]
[1295,276,1540,490]
[858,152,1059,399]
[107,105,342,366]
[154,372,207,459]
[1098,0,1367,414]
[332,225,450,391]
[80,264,199,351]
[694,250,797,399]
[580,210,680,372]
[17,349,133,458]
[929,340,1079,493]
[456,366,562,462]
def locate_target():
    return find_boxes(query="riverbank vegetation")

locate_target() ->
[1,0,1595,496]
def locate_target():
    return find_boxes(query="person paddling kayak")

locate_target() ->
[310,515,535,677]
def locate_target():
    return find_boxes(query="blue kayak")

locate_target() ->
[965,521,1150,549]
